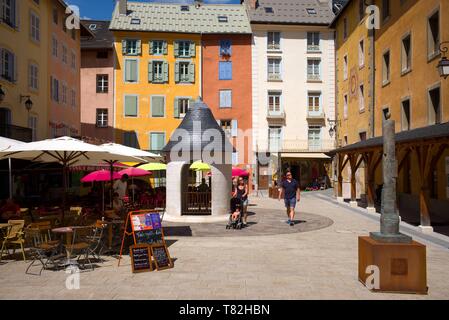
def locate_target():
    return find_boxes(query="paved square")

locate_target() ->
[1,191,449,300]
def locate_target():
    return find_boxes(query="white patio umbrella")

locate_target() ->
[99,143,161,162]
[0,136,145,218]
[0,137,25,199]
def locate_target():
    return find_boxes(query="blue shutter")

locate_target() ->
[219,62,232,80]
[226,62,232,79]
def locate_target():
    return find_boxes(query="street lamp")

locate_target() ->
[0,85,5,103]
[328,118,338,138]
[20,95,33,112]
[437,41,449,79]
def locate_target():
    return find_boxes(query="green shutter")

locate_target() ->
[148,61,153,82]
[188,62,195,83]
[149,41,154,55]
[163,61,169,82]
[174,41,179,57]
[130,60,137,82]
[174,98,179,118]
[189,41,196,57]
[125,96,137,117]
[175,61,180,83]
[163,41,168,55]
[122,40,127,55]
[151,96,165,117]
[136,40,142,55]
[125,60,131,81]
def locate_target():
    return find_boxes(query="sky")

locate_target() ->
[67,0,241,20]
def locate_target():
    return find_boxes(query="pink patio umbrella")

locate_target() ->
[232,167,249,178]
[81,170,121,213]
[118,167,152,203]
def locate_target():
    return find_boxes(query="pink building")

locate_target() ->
[80,20,114,143]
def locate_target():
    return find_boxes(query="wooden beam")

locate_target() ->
[398,147,411,173]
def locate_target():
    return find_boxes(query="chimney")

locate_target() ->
[118,0,127,15]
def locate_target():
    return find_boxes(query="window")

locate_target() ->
[96,74,108,93]
[343,55,348,80]
[52,36,58,57]
[220,40,232,56]
[401,34,411,73]
[232,152,239,166]
[122,39,141,56]
[96,109,108,128]
[382,0,390,21]
[218,16,228,23]
[343,94,348,119]
[220,120,232,138]
[1,0,17,28]
[382,50,390,84]
[219,61,232,80]
[308,92,322,115]
[28,115,38,141]
[219,90,232,108]
[124,59,138,83]
[97,51,108,59]
[359,131,367,141]
[150,132,166,152]
[0,48,15,82]
[148,60,168,83]
[62,45,68,64]
[359,40,365,67]
[267,32,281,50]
[123,132,138,148]
[359,84,365,111]
[150,40,167,55]
[267,58,281,81]
[29,64,38,90]
[50,77,59,102]
[401,99,411,131]
[62,83,67,104]
[174,98,190,118]
[427,10,439,59]
[175,41,195,58]
[382,107,389,121]
[307,59,321,81]
[151,96,165,118]
[306,8,316,15]
[175,61,195,83]
[428,86,441,125]
[307,32,320,52]
[308,126,321,150]
[124,95,138,117]
[268,127,282,153]
[71,90,76,108]
[30,12,40,42]
[268,91,282,115]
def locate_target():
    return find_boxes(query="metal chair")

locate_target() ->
[25,227,62,275]
[0,220,26,262]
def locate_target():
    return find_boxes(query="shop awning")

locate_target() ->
[280,153,331,159]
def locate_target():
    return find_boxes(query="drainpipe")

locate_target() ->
[368,0,375,138]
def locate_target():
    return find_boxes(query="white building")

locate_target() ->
[244,0,337,192]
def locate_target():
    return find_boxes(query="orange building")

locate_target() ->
[202,34,253,177]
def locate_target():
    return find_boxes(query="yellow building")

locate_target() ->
[0,0,50,141]
[332,0,449,233]
[110,1,204,152]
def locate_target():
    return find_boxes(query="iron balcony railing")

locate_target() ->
[0,124,32,142]
[269,139,335,153]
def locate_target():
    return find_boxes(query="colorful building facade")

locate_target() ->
[80,20,115,144]
[332,0,449,233]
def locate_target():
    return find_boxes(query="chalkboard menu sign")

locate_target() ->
[135,228,163,245]
[151,244,172,271]
[130,244,152,273]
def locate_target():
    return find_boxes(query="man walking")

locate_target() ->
[278,171,300,226]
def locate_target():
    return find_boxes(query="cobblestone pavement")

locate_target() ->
[1,191,449,300]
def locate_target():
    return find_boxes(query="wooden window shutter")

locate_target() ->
[148,61,153,82]
[163,41,168,55]
[188,62,195,83]
[174,98,180,118]
[163,61,169,82]
[174,41,179,57]
[136,40,142,55]
[122,40,127,55]
[189,41,196,57]
[149,41,154,54]
[175,61,180,82]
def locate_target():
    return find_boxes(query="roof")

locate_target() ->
[162,99,234,154]
[330,122,449,155]
[109,2,252,34]
[81,20,114,49]
[248,0,334,25]
[329,0,352,27]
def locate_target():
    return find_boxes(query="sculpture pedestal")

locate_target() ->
[358,236,428,294]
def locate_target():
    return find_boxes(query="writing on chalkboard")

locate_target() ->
[130,244,152,273]
[135,228,163,245]
[151,244,172,271]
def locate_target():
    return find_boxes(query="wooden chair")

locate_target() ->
[0,220,26,262]
[65,226,95,270]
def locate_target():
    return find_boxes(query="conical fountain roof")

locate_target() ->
[162,99,234,154]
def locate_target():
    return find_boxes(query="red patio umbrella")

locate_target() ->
[81,170,121,213]
[118,167,152,203]
[232,167,249,178]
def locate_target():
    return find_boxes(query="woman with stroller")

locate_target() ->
[233,177,249,227]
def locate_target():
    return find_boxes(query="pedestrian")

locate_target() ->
[278,171,300,226]
[234,177,249,227]
[113,174,128,199]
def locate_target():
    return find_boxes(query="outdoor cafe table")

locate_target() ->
[52,226,88,264]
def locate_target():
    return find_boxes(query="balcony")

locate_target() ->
[0,124,32,142]
[266,111,286,125]
[307,74,321,82]
[268,73,282,81]
[307,45,321,52]
[307,110,326,123]
[282,139,335,153]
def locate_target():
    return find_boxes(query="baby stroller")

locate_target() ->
[226,198,244,230]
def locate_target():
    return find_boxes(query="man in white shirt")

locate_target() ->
[113,174,129,199]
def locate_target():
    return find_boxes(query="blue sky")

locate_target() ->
[67,0,241,20]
